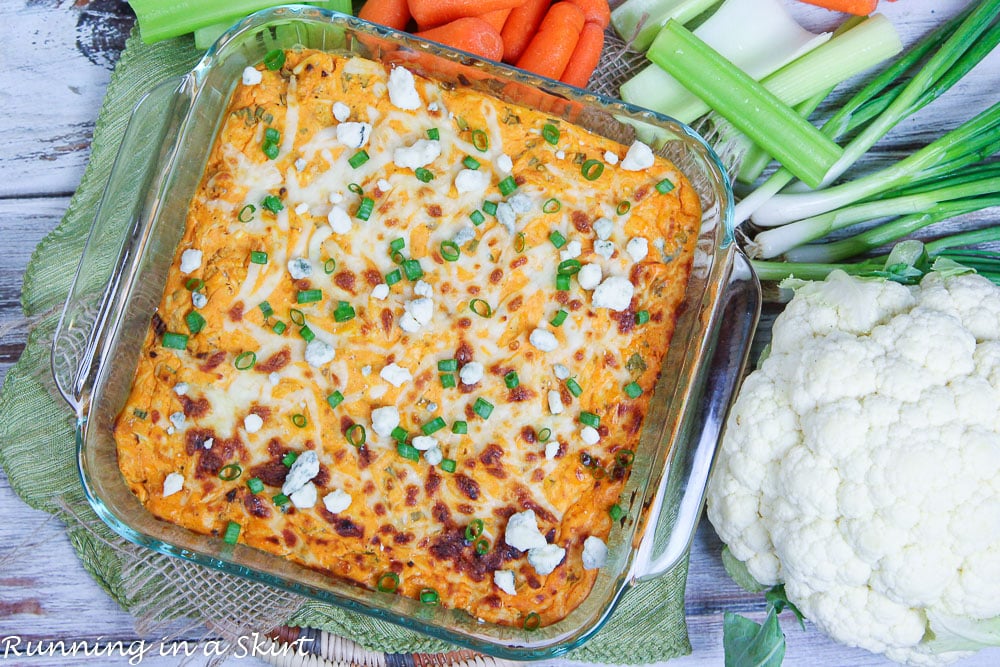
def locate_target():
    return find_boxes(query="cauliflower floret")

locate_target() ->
[707,271,1000,666]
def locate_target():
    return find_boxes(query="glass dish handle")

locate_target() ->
[632,248,761,581]
[52,79,185,413]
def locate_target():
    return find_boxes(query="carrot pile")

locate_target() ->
[359,0,608,86]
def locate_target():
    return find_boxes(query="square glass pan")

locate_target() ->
[52,5,759,659]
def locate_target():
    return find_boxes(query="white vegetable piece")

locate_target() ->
[305,340,335,367]
[162,473,184,498]
[494,570,517,596]
[592,276,634,311]
[371,406,400,438]
[527,544,566,575]
[282,450,319,496]
[323,489,352,514]
[388,66,421,110]
[582,536,608,570]
[707,270,1000,666]
[504,510,548,551]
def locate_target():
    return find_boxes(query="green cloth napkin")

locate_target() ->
[0,28,691,663]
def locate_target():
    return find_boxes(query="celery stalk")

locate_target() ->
[645,20,842,188]
[737,89,831,185]
[611,0,722,52]
[621,0,830,124]
[131,0,353,44]
[194,22,230,50]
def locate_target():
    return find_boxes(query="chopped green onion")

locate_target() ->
[377,571,399,593]
[250,250,268,265]
[656,178,675,194]
[391,426,409,441]
[463,155,481,170]
[550,309,568,327]
[185,278,204,291]
[272,493,289,506]
[333,302,356,322]
[616,200,631,215]
[133,408,148,419]
[415,167,434,182]
[558,259,581,275]
[385,269,402,286]
[609,504,625,521]
[262,141,279,160]
[272,321,287,335]
[289,308,305,325]
[219,463,242,481]
[234,351,256,370]
[261,195,283,213]
[420,587,439,605]
[346,424,366,447]
[504,371,519,389]
[390,237,406,252]
[348,150,369,168]
[291,413,307,428]
[635,310,650,325]
[263,49,285,70]
[471,129,489,151]
[580,411,601,428]
[514,232,526,253]
[482,200,498,216]
[498,176,518,196]
[324,258,337,274]
[523,612,541,631]
[475,537,490,555]
[426,128,440,140]
[297,289,322,304]
[555,274,571,291]
[162,332,189,350]
[422,417,447,435]
[549,230,567,248]
[543,198,561,213]
[542,123,560,145]
[617,450,635,467]
[356,197,374,221]
[473,397,494,419]
[397,442,420,461]
[348,183,364,195]
[566,378,583,397]
[581,159,604,180]
[238,204,256,222]
[470,209,485,226]
[264,127,279,143]
[537,427,552,442]
[185,311,206,334]
[440,373,456,388]
[402,259,423,281]
[624,382,643,399]
[327,391,344,409]
[465,518,484,540]
[223,521,241,545]
[282,451,298,466]
[259,301,274,318]
[440,458,457,473]
[247,477,265,494]
[437,358,458,372]
[299,325,315,342]
[440,241,461,261]
[469,298,493,318]
[451,420,468,434]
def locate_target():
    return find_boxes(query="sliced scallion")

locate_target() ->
[473,397,494,419]
[346,424,366,447]
[471,129,489,151]
[469,298,493,318]
[470,209,485,226]
[263,49,285,70]
[440,458,457,473]
[186,311,206,334]
[238,204,255,222]
[299,325,315,342]
[549,230,567,248]
[504,371,519,389]
[333,301,356,322]
[234,351,256,370]
[422,417,446,435]
[247,477,264,494]
[377,571,399,593]
[348,150,369,168]
[385,269,402,286]
[327,391,344,409]
[625,382,643,398]
[397,442,420,461]
[542,123,560,145]
[543,198,561,213]
[297,289,322,304]
[250,251,268,265]
[550,309,568,327]
[440,240,461,261]
[581,160,604,181]
[261,195,283,213]
[451,420,468,434]
[402,259,423,281]
[223,521,241,545]
[566,378,582,397]
[498,176,518,196]
[219,463,242,481]
[356,197,374,221]
[162,332,188,350]
[415,167,434,182]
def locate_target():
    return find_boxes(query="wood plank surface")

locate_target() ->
[2,0,999,666]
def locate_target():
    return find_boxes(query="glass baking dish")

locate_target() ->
[51,5,759,659]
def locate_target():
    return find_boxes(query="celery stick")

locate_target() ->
[611,0,721,52]
[194,21,230,50]
[737,89,831,185]
[621,0,830,124]
[646,20,842,188]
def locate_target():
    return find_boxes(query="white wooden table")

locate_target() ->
[1,1,998,665]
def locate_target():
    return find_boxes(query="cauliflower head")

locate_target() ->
[707,270,1000,665]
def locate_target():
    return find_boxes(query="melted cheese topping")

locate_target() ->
[114,49,701,629]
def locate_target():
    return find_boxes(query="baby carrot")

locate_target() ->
[515,2,585,79]
[480,8,513,31]
[501,0,551,63]
[566,0,609,28]
[560,21,604,87]
[415,17,505,61]
[795,0,877,15]
[359,0,412,30]
[408,0,526,30]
